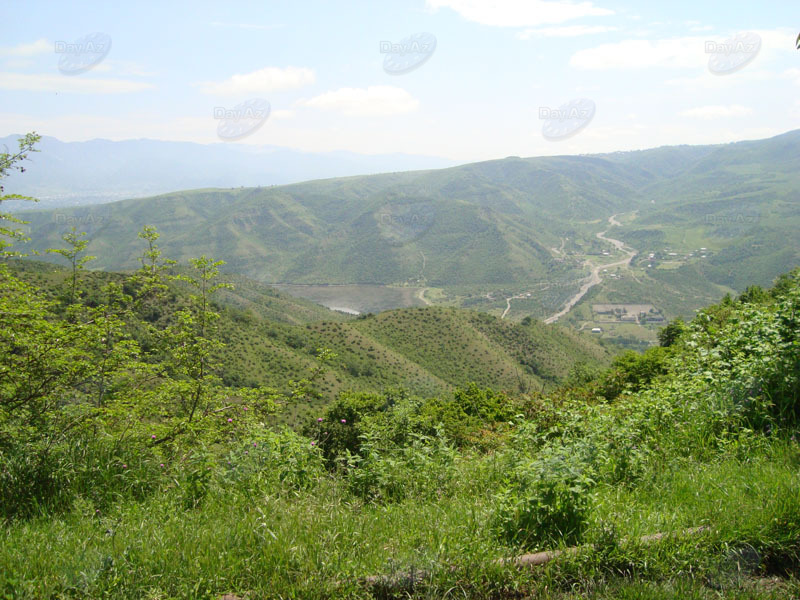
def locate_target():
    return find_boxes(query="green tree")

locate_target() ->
[46,227,96,305]
[130,225,176,321]
[0,132,40,255]
[0,265,141,517]
[145,256,277,448]
[658,317,686,347]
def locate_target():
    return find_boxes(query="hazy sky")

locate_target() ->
[1,0,798,161]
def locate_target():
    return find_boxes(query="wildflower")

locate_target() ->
[122,464,127,469]
[151,434,157,439]
[160,463,165,468]
[243,406,248,411]
[317,417,323,422]
[253,442,257,447]
[227,418,233,423]
[311,441,316,446]
[341,419,346,424]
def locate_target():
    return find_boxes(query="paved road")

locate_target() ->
[544,214,636,325]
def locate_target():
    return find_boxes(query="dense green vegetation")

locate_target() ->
[2,135,800,598]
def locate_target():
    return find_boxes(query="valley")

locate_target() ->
[273,283,426,315]
[15,131,799,344]
[543,213,637,325]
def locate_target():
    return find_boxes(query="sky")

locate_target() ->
[1,0,799,162]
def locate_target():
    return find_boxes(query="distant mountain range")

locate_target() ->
[0,135,456,209]
[13,130,800,324]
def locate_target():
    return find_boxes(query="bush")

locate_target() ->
[416,384,519,449]
[303,391,390,465]
[345,428,456,503]
[597,347,671,401]
[493,446,596,548]
[221,427,324,493]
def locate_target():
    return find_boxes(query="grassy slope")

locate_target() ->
[3,445,797,599]
[215,304,612,427]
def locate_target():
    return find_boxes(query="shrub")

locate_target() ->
[597,347,672,402]
[493,446,596,548]
[221,427,324,493]
[303,390,399,464]
[345,428,456,503]
[415,384,519,449]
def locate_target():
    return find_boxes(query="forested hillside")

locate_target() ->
[16,130,800,329]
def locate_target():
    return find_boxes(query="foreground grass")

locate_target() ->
[3,442,799,599]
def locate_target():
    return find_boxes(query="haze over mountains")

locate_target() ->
[0,135,456,209]
[15,129,800,338]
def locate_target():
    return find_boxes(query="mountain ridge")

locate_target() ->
[0,134,457,209]
[12,129,800,327]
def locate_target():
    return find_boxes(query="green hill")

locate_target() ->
[13,130,800,325]
[4,259,611,427]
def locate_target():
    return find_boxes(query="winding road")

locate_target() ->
[543,214,636,325]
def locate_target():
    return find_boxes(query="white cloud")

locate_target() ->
[197,66,315,95]
[210,21,285,31]
[425,0,613,27]
[300,86,419,116]
[784,68,800,85]
[0,39,51,58]
[3,58,36,70]
[0,72,153,94]
[665,69,775,89]
[679,105,753,119]
[572,28,793,71]
[91,59,154,77]
[271,109,295,120]
[570,36,708,69]
[517,24,617,39]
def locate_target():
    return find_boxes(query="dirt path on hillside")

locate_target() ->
[501,295,515,319]
[500,283,552,320]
